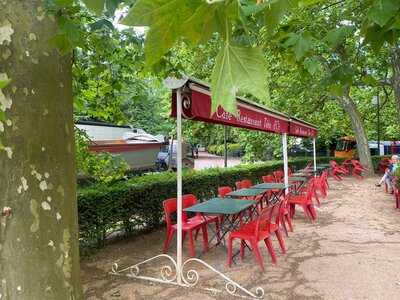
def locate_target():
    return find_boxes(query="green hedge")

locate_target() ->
[78,156,342,248]
[78,155,389,250]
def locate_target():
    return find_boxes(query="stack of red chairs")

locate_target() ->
[227,200,287,272]
[351,159,367,179]
[288,179,318,221]
[315,170,329,199]
[329,160,348,181]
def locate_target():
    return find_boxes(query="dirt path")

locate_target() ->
[81,176,400,299]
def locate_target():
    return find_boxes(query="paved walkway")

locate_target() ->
[81,176,400,299]
[194,151,241,170]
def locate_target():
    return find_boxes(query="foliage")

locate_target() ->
[75,128,129,184]
[207,143,242,157]
[77,156,338,248]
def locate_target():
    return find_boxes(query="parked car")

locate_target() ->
[156,140,195,171]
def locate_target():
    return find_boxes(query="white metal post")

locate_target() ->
[282,133,289,195]
[176,88,183,284]
[313,138,317,176]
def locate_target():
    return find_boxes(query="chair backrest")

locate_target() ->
[329,160,339,168]
[273,170,284,182]
[241,179,253,188]
[163,194,198,228]
[253,201,283,239]
[218,186,232,198]
[262,175,275,183]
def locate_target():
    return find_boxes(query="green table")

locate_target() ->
[289,176,308,193]
[184,198,256,251]
[184,197,256,215]
[289,176,307,182]
[252,183,290,190]
[252,183,290,204]
[226,188,269,198]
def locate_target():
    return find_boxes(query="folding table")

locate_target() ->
[251,183,290,204]
[184,197,256,249]
[288,176,308,193]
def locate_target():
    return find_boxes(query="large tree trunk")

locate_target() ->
[336,89,374,175]
[0,1,83,299]
[391,45,400,124]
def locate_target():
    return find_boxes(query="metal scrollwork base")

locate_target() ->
[110,255,264,299]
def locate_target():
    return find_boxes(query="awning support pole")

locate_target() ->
[224,126,228,168]
[282,133,289,195]
[313,138,317,177]
[176,88,183,284]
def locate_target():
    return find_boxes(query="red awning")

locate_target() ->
[171,78,317,138]
[289,118,318,138]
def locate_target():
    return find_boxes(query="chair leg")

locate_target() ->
[227,237,233,268]
[285,214,293,232]
[201,225,209,252]
[250,241,265,272]
[163,228,174,253]
[188,230,196,257]
[275,230,286,254]
[240,239,245,260]
[308,205,317,220]
[264,238,277,265]
[215,220,221,242]
[282,220,289,237]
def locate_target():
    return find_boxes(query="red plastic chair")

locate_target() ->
[218,186,233,198]
[394,186,399,209]
[288,180,317,221]
[273,170,284,182]
[163,196,208,257]
[351,159,366,179]
[227,201,286,272]
[329,160,348,181]
[280,195,293,237]
[163,194,220,257]
[239,179,253,188]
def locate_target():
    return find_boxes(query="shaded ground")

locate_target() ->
[194,151,242,170]
[81,176,400,299]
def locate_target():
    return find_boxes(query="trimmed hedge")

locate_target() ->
[77,155,387,249]
[78,156,334,247]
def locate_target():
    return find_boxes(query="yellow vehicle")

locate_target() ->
[334,136,357,159]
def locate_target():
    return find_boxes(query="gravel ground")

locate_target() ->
[81,176,400,300]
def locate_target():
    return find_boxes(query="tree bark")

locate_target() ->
[336,89,374,175]
[0,1,83,299]
[391,45,400,124]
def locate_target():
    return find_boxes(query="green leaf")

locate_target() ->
[328,84,344,97]
[0,73,11,89]
[82,0,105,15]
[303,57,321,75]
[0,110,5,121]
[182,2,220,44]
[362,75,378,86]
[211,43,269,115]
[264,0,297,33]
[122,0,185,26]
[367,0,400,27]
[324,26,354,48]
[283,32,312,61]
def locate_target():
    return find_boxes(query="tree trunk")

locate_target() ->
[336,90,374,175]
[391,45,400,124]
[0,1,83,299]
